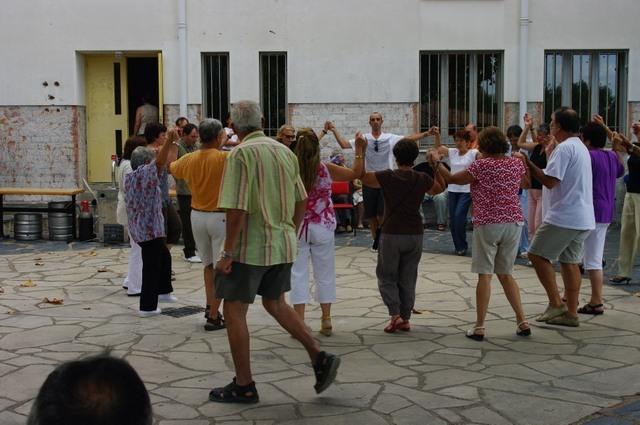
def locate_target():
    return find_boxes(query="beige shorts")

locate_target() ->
[191,210,226,266]
[528,222,590,264]
[471,223,522,275]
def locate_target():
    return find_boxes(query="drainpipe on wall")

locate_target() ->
[178,0,188,118]
[519,0,529,125]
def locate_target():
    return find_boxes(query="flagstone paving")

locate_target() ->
[1,242,639,424]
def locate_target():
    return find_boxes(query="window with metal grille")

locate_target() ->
[420,51,502,147]
[260,52,287,137]
[202,53,229,121]
[544,51,628,132]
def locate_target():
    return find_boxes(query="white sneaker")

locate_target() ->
[139,308,162,318]
[369,247,378,253]
[185,255,202,263]
[158,294,178,303]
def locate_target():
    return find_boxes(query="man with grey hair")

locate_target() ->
[170,118,229,331]
[125,130,178,317]
[210,100,340,403]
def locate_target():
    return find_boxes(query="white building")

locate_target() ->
[1,0,639,187]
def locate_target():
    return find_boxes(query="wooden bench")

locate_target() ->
[0,188,84,239]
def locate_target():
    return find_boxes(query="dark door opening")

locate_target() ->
[127,57,159,136]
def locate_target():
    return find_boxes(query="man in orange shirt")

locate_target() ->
[170,119,229,331]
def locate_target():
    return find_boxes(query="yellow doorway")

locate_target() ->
[85,55,128,182]
[85,53,163,182]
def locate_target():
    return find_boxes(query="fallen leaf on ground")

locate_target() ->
[0,287,4,294]
[6,309,17,315]
[35,262,44,266]
[41,297,64,305]
[635,292,640,297]
[82,250,98,257]
[83,307,91,310]
[34,257,42,261]
[97,267,109,272]
[20,280,37,287]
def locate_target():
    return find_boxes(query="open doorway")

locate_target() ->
[127,57,159,136]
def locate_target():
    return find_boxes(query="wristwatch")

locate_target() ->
[220,250,234,260]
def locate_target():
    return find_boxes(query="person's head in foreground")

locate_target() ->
[28,351,152,425]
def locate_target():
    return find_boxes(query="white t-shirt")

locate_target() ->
[542,137,595,230]
[448,148,478,193]
[349,132,403,172]
[116,160,133,226]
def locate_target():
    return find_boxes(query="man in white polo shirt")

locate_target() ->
[525,107,595,327]
[334,112,432,246]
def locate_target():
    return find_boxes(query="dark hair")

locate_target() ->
[122,136,146,160]
[175,116,189,127]
[478,126,509,155]
[453,129,472,142]
[143,122,167,144]
[582,121,607,148]
[538,123,550,135]
[182,123,198,137]
[553,107,580,133]
[392,139,420,166]
[27,352,152,425]
[506,125,523,139]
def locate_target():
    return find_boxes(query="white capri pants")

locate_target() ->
[290,223,336,305]
[583,222,609,271]
[124,229,142,295]
[191,210,226,267]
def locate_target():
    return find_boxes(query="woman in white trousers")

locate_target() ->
[290,128,366,336]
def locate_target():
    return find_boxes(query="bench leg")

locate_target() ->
[71,195,77,241]
[0,194,4,239]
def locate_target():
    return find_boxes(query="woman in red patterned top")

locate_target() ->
[433,127,532,341]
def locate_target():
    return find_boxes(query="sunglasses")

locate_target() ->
[374,140,379,152]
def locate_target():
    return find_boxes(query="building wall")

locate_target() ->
[0,106,86,200]
[1,0,639,192]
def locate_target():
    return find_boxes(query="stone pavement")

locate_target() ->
[1,240,640,425]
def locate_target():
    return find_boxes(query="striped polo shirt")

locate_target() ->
[217,131,307,266]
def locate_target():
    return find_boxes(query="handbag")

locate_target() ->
[372,177,419,250]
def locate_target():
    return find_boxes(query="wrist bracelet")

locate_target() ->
[355,154,364,159]
[220,250,233,260]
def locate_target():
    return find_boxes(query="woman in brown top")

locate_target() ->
[362,140,445,333]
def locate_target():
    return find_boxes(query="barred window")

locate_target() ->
[420,51,502,146]
[202,53,230,121]
[544,51,628,132]
[260,52,287,137]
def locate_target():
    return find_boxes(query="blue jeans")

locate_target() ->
[519,190,529,253]
[448,192,472,252]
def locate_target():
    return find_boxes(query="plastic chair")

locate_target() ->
[331,181,357,236]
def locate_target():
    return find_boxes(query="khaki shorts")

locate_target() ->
[471,223,522,275]
[528,222,590,264]
[216,262,292,304]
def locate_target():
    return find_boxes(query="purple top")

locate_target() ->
[590,149,624,223]
[124,161,166,243]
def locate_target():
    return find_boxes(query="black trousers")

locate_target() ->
[139,237,173,311]
[177,195,196,257]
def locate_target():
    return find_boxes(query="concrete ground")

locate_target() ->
[1,230,640,425]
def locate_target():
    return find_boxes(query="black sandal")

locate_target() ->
[577,303,604,315]
[204,312,225,331]
[209,378,259,404]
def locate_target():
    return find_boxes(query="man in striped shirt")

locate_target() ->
[210,100,340,404]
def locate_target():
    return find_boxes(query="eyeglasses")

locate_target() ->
[374,140,379,152]
[284,134,296,139]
